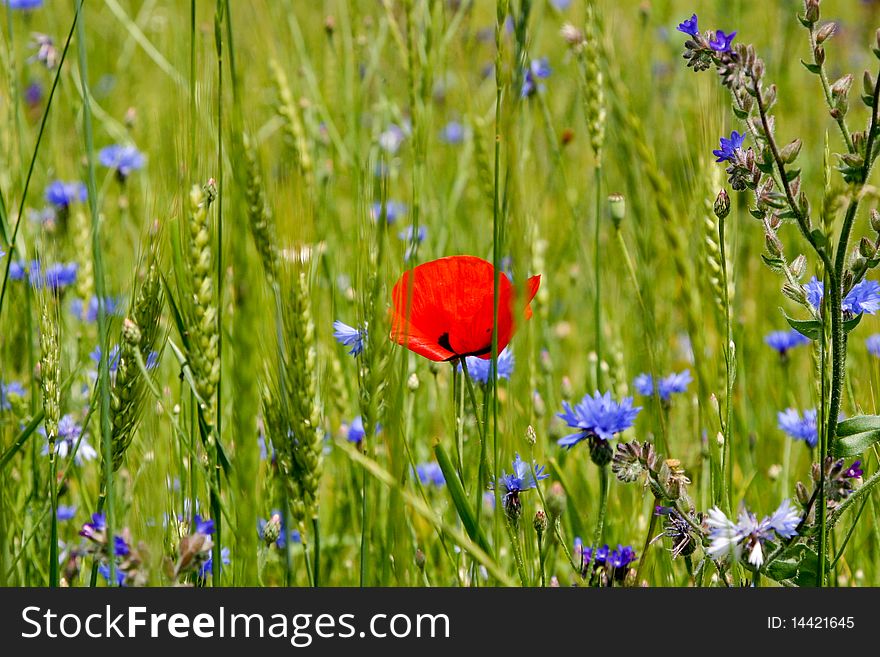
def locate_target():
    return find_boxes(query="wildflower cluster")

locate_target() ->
[79,513,145,586]
[573,539,638,586]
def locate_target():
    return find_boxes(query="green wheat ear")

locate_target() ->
[109,259,164,471]
[242,133,281,285]
[186,182,220,426]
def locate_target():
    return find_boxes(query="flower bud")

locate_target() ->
[263,514,282,546]
[871,209,880,233]
[859,236,875,258]
[546,482,567,519]
[713,189,730,220]
[815,22,836,45]
[415,548,426,570]
[526,425,537,446]
[814,45,825,66]
[804,0,819,24]
[560,375,574,400]
[533,510,548,536]
[865,71,875,98]
[608,193,625,229]
[407,372,420,391]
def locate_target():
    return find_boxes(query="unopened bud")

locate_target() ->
[871,209,880,233]
[560,376,574,400]
[608,193,625,228]
[814,45,825,66]
[407,372,420,391]
[546,482,567,519]
[865,71,876,98]
[859,236,875,258]
[815,22,836,45]
[716,431,725,447]
[533,510,548,536]
[526,425,537,446]
[263,513,282,546]
[713,189,730,220]
[532,390,546,418]
[804,0,820,24]
[415,548,426,570]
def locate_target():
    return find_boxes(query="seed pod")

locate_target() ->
[815,22,836,45]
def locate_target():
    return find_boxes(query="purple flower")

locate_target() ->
[198,547,230,579]
[777,408,818,448]
[521,58,552,98]
[557,391,641,447]
[346,416,366,444]
[45,181,87,209]
[676,14,699,37]
[56,505,77,521]
[41,414,98,464]
[193,514,214,536]
[80,512,107,540]
[708,30,736,53]
[113,535,130,557]
[4,0,44,10]
[712,130,745,163]
[258,511,302,548]
[333,320,367,356]
[71,296,120,323]
[24,82,43,107]
[439,121,465,144]
[706,500,799,566]
[98,144,145,179]
[844,460,863,479]
[867,334,880,357]
[608,544,637,570]
[98,563,126,587]
[1,381,25,410]
[765,329,810,356]
[415,462,445,487]
[370,200,406,224]
[41,263,78,291]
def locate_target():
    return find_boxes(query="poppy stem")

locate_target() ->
[460,358,488,515]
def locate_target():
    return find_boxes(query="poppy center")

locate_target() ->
[438,331,493,361]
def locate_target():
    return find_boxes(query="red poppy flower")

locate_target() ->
[390,255,541,362]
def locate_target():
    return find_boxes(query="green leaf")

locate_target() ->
[434,443,493,557]
[786,168,801,182]
[800,59,822,74]
[844,313,864,334]
[766,544,823,587]
[782,309,822,340]
[732,106,749,120]
[833,414,880,457]
[0,410,46,471]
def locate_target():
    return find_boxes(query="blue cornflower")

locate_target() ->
[521,58,552,98]
[71,295,120,323]
[198,547,230,579]
[56,505,77,521]
[1,381,25,410]
[489,454,549,508]
[9,260,29,281]
[551,0,571,10]
[439,121,465,144]
[459,348,515,384]
[777,408,818,448]
[333,320,367,356]
[4,0,43,9]
[98,563,126,587]
[676,14,699,37]
[415,462,445,488]
[41,414,98,464]
[370,200,407,224]
[867,334,880,357]
[844,279,880,314]
[98,144,145,179]
[557,391,641,448]
[346,416,366,444]
[706,499,800,566]
[80,512,107,540]
[632,370,692,401]
[193,514,215,535]
[90,345,121,375]
[712,130,745,163]
[29,262,77,291]
[45,180,87,209]
[398,225,427,244]
[708,29,736,53]
[805,276,880,315]
[765,329,810,356]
